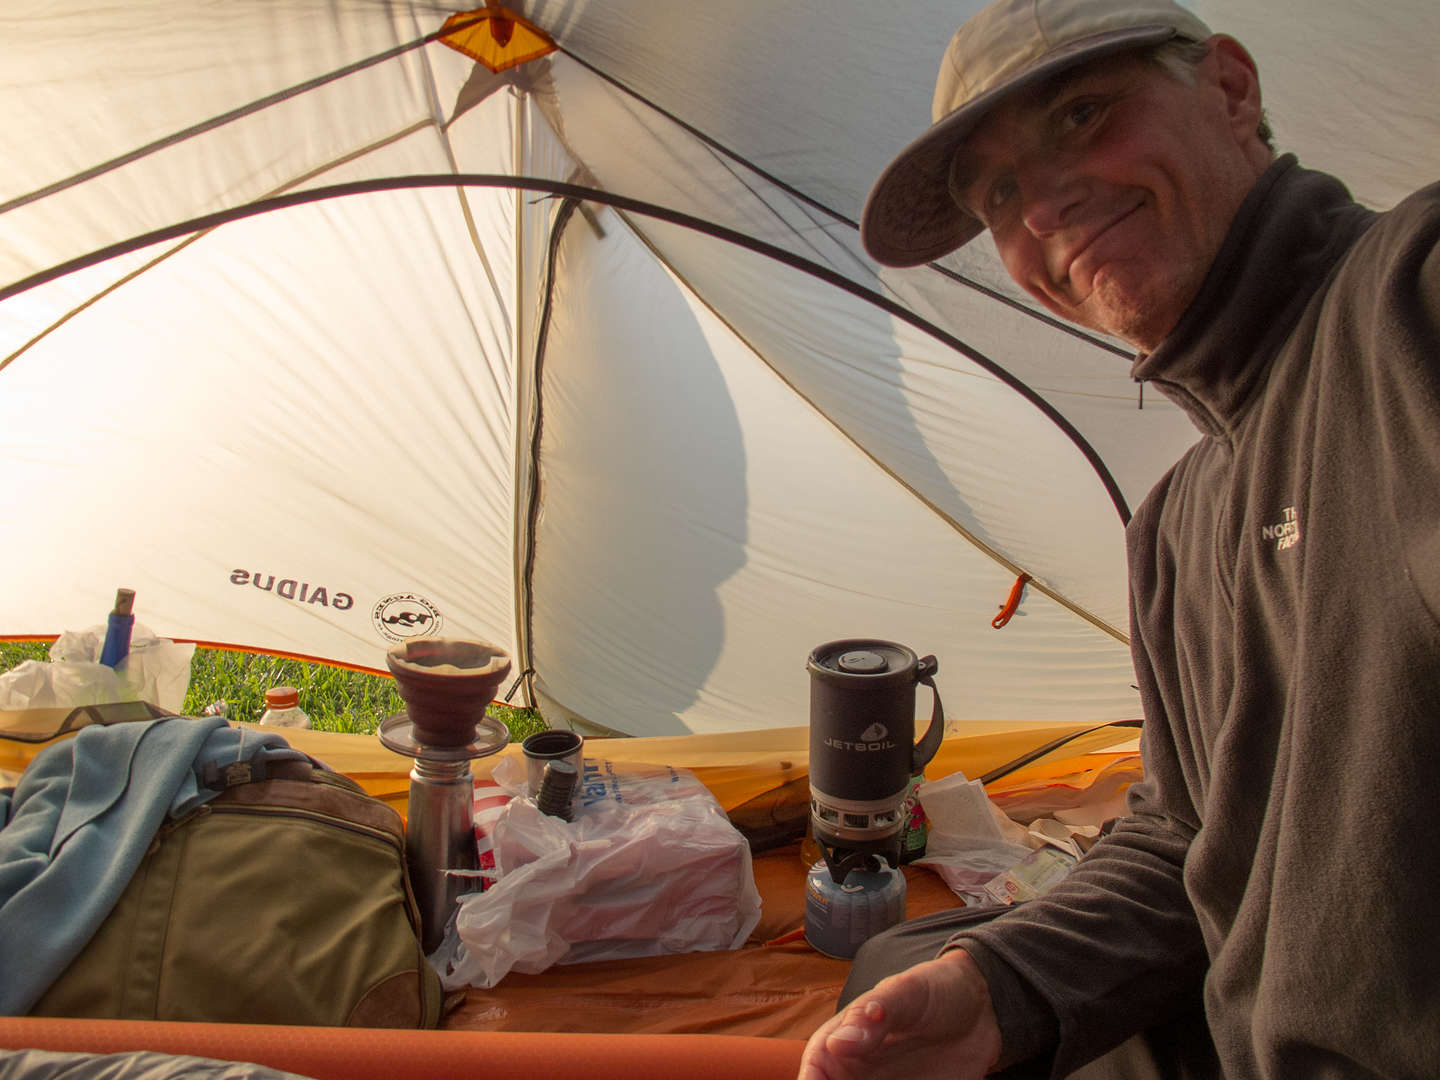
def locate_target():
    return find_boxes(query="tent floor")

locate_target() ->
[442,839,966,1039]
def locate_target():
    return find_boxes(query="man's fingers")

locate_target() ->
[823,997,888,1055]
[797,997,888,1077]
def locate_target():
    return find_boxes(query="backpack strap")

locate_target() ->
[199,755,319,790]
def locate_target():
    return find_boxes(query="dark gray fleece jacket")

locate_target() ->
[952,156,1440,1078]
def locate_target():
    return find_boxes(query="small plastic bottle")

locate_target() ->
[259,686,312,729]
[99,588,136,669]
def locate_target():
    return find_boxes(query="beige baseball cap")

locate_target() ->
[860,0,1211,267]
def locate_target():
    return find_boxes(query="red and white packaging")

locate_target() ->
[470,774,515,891]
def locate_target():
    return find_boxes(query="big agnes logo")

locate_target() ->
[371,593,444,644]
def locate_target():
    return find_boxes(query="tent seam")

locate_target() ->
[517,197,583,695]
[614,207,1130,646]
[0,12,501,220]
[554,46,1131,361]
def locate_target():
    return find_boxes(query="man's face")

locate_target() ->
[953,40,1268,352]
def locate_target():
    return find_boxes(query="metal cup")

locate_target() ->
[521,729,585,808]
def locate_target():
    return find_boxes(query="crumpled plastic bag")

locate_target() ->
[913,772,1035,904]
[914,772,1110,906]
[0,624,194,714]
[435,756,763,989]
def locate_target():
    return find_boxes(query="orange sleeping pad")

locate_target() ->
[0,1018,807,1079]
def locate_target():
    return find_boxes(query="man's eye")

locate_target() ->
[1061,100,1102,131]
[985,178,1017,214]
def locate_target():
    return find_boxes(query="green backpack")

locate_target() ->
[29,753,445,1027]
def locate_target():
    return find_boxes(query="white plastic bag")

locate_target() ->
[913,772,1035,904]
[0,624,194,714]
[915,773,1108,906]
[438,756,763,989]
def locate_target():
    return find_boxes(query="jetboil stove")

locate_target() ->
[803,639,945,958]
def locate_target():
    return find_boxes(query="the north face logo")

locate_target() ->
[1260,506,1301,552]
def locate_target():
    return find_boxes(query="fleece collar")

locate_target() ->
[1132,155,1376,437]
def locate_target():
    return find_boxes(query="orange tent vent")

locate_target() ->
[439,6,558,73]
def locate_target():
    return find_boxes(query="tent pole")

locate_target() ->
[2,174,1137,545]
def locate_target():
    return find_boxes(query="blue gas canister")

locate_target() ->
[803,859,907,959]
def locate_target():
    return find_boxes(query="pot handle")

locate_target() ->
[911,655,944,774]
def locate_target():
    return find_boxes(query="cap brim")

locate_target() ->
[860,24,1184,268]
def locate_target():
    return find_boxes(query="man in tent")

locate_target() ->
[799,0,1440,1077]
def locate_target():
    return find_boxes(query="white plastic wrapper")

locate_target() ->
[913,772,1035,904]
[0,624,194,714]
[915,773,1108,906]
[436,756,763,989]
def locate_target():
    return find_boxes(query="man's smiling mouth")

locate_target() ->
[1056,199,1146,286]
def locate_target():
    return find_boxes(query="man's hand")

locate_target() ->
[797,948,1003,1080]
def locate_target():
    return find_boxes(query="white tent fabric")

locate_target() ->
[2,1,1436,736]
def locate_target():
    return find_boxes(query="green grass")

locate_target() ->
[0,639,547,741]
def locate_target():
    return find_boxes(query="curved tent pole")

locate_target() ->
[0,10,1130,371]
[0,174,1134,531]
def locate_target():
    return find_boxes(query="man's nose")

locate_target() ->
[1018,160,1087,236]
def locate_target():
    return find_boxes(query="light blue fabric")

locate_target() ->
[0,716,309,1014]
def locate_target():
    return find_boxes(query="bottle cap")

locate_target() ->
[264,686,300,709]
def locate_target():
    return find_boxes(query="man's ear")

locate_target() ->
[1205,35,1268,160]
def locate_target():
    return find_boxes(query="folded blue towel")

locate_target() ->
[0,716,308,1014]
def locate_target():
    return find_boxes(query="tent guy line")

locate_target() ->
[0,172,1134,542]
